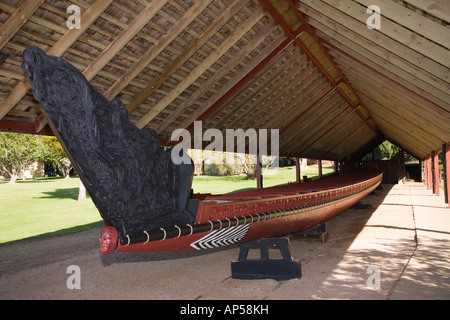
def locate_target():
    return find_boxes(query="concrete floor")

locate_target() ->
[0,181,448,300]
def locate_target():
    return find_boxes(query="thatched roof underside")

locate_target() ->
[0,0,448,160]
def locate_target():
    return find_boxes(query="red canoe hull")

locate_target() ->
[101,168,382,254]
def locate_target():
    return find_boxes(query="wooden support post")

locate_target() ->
[256,153,262,190]
[433,151,440,196]
[423,158,428,186]
[428,156,432,190]
[295,157,301,183]
[318,160,323,179]
[444,144,449,207]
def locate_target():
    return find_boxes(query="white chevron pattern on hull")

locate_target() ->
[190,224,250,250]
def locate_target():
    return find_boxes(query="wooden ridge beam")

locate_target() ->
[258,0,380,137]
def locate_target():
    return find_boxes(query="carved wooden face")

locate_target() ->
[99,226,118,255]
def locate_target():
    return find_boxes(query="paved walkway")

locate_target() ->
[389,183,450,299]
[0,182,448,300]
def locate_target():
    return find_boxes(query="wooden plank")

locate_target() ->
[403,0,450,24]
[155,23,276,133]
[103,0,212,101]
[315,26,450,104]
[0,0,114,121]
[225,53,309,130]
[280,89,344,153]
[0,0,44,51]
[211,47,303,130]
[313,0,449,67]
[261,0,380,137]
[265,71,326,131]
[323,38,450,113]
[433,151,440,195]
[369,107,435,156]
[126,0,249,114]
[82,0,167,81]
[444,144,450,207]
[355,0,450,49]
[134,9,265,129]
[342,76,449,151]
[332,51,450,134]
[302,4,449,91]
[176,36,293,133]
[358,90,446,146]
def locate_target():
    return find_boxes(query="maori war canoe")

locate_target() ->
[21,46,382,255]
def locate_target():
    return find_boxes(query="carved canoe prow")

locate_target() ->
[22,46,199,241]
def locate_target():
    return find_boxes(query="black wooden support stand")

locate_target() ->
[291,223,328,242]
[231,238,301,281]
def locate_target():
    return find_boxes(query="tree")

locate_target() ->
[39,136,87,202]
[374,141,400,160]
[0,132,41,183]
[39,136,73,179]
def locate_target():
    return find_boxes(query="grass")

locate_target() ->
[0,177,102,244]
[0,165,333,244]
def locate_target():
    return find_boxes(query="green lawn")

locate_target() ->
[0,177,102,244]
[0,165,333,244]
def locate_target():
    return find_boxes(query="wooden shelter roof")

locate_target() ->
[0,0,448,160]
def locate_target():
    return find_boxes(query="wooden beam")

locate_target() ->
[334,59,450,153]
[260,0,381,137]
[156,23,276,133]
[82,0,167,81]
[0,0,44,51]
[103,0,212,101]
[295,157,301,183]
[0,0,114,121]
[223,53,309,130]
[301,2,449,101]
[323,37,450,114]
[126,0,248,114]
[135,9,265,129]
[313,0,448,67]
[433,150,440,196]
[211,48,304,130]
[403,0,450,24]
[428,156,433,190]
[280,85,338,135]
[355,0,450,49]
[444,144,450,207]
[0,119,53,135]
[182,36,294,135]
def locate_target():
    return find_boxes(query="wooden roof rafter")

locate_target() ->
[258,0,381,138]
[0,0,115,121]
[0,0,448,162]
